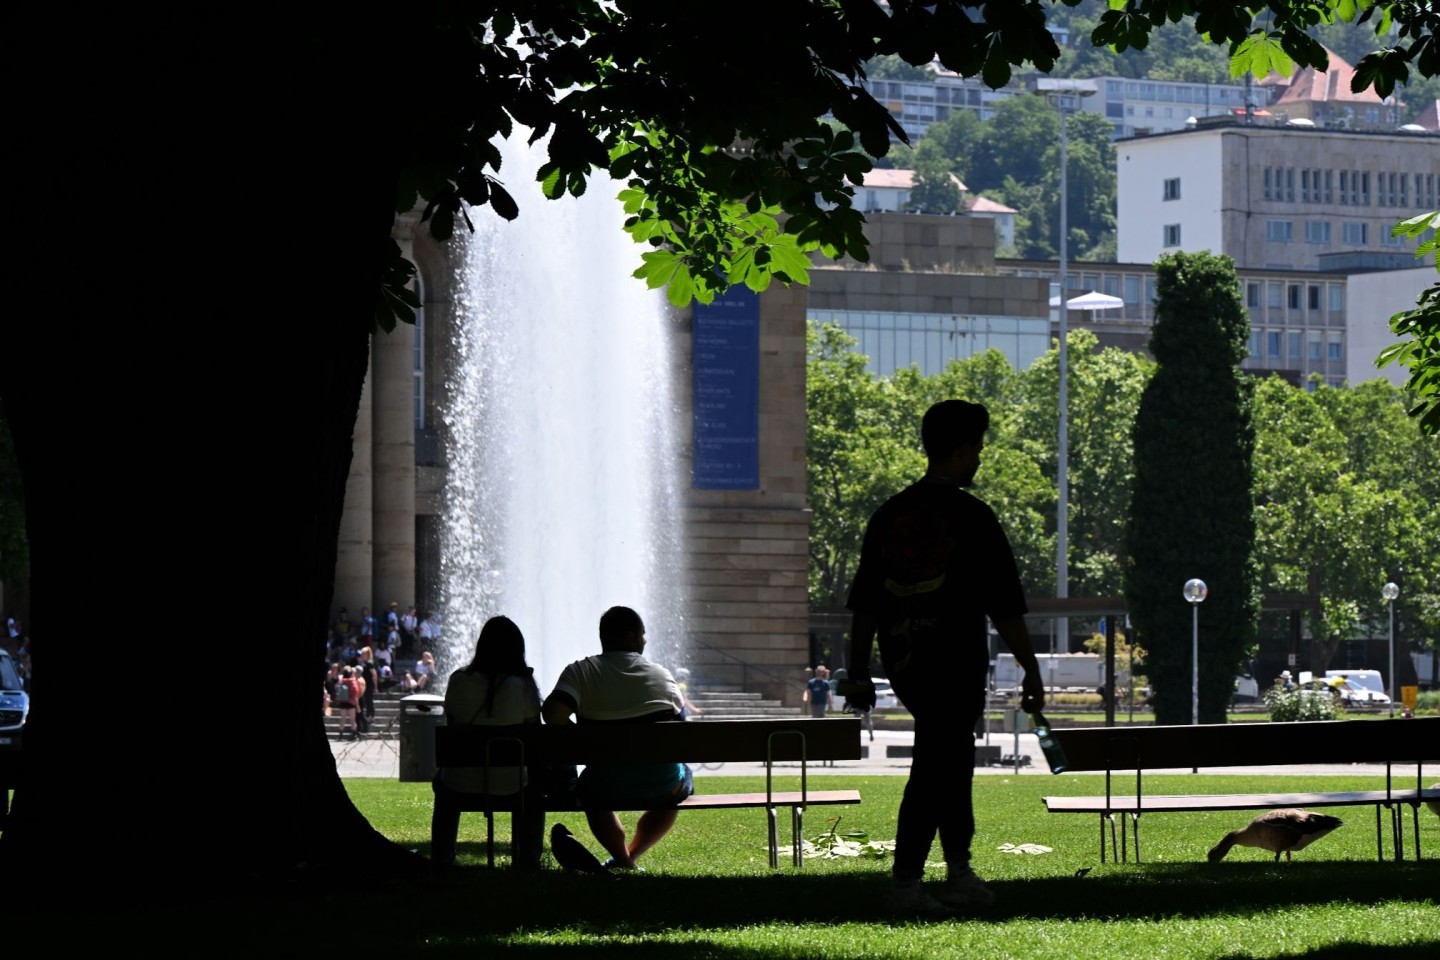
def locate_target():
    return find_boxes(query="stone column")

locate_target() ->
[372,301,417,616]
[334,353,375,616]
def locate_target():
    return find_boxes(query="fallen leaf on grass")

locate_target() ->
[997,842,1053,855]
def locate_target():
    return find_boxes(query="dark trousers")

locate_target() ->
[431,777,544,870]
[887,667,986,883]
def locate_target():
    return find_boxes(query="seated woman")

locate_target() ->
[431,616,543,870]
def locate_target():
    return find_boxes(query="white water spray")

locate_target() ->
[435,134,687,695]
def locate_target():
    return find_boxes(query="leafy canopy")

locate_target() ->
[375,0,1437,329]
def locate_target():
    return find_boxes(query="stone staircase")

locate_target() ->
[688,686,796,720]
[325,686,798,738]
[325,689,407,739]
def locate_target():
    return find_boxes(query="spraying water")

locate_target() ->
[434,133,687,695]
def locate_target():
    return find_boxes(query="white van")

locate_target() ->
[1323,669,1391,705]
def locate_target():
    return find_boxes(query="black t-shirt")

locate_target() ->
[846,480,1026,679]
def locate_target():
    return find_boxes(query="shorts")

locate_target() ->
[578,762,694,810]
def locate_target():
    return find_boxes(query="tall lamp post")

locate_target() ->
[1029,77,1096,652]
[1383,581,1399,717]
[1184,579,1208,725]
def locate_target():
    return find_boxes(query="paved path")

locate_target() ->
[330,727,1416,781]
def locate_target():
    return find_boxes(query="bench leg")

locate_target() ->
[792,806,804,869]
[1131,814,1141,865]
[1413,803,1423,861]
[1374,805,1383,863]
[767,806,779,870]
[487,812,496,869]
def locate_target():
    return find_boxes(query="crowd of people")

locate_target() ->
[322,602,443,738]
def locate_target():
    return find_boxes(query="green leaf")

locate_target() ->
[538,162,565,200]
[665,265,695,307]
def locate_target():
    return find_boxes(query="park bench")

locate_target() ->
[1041,717,1438,864]
[434,717,863,869]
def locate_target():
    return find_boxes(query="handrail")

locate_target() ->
[687,636,794,691]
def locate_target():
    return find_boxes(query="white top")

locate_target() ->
[550,652,683,721]
[441,669,540,794]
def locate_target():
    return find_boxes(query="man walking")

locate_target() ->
[845,400,1045,915]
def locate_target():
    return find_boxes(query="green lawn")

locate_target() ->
[19,775,1435,956]
[339,773,1437,959]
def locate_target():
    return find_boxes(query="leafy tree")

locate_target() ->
[904,139,964,214]
[1376,211,1440,435]
[865,53,934,82]
[806,324,924,607]
[1126,252,1259,725]
[1253,374,1440,672]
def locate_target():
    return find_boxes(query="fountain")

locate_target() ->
[434,132,688,695]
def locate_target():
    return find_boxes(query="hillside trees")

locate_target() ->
[1126,252,1259,725]
[1252,376,1440,672]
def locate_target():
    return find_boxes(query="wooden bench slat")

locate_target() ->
[678,790,862,810]
[1045,789,1440,814]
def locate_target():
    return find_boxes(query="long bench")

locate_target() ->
[1041,717,1439,864]
[433,717,863,868]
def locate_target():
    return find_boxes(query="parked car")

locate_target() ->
[871,678,899,711]
[0,649,28,750]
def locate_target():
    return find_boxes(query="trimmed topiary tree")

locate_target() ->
[1125,251,1260,725]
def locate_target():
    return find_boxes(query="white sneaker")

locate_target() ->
[884,883,955,917]
[932,868,996,907]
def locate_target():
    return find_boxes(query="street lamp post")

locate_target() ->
[1029,78,1096,652]
[1184,579,1208,725]
[1383,581,1399,717]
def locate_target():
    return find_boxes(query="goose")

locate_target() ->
[1207,809,1343,862]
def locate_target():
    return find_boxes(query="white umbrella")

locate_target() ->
[1048,290,1125,310]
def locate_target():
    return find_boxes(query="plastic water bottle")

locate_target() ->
[1032,712,1068,774]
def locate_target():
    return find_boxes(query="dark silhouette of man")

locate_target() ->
[846,399,1044,915]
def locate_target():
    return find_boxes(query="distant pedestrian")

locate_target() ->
[803,664,832,718]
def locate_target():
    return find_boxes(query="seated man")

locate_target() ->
[542,605,693,870]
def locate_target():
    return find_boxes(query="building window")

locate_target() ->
[1301,169,1311,203]
[1268,283,1283,309]
[1324,169,1333,204]
[1307,331,1322,361]
[1264,168,1272,201]
[1267,220,1293,242]
[1163,178,1181,201]
[1163,224,1181,246]
[1361,172,1370,206]
[1247,282,1261,308]
[1286,168,1295,202]
[1248,329,1261,358]
[1267,331,1282,357]
[1308,285,1322,311]
[1400,173,1408,208]
[1305,221,1331,243]
[1288,331,1302,359]
[1327,332,1342,361]
[1124,275,1141,305]
[1343,222,1368,245]
[1339,170,1348,205]
[1328,284,1344,313]
[1288,284,1302,310]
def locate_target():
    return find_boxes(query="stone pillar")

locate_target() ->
[334,354,374,616]
[372,302,417,616]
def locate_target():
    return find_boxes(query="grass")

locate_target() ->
[20,775,1436,957]
[340,773,1437,959]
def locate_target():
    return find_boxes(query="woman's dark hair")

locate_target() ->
[466,615,536,717]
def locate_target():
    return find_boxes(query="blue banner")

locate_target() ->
[692,289,760,489]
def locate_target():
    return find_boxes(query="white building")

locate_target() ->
[1116,121,1437,271]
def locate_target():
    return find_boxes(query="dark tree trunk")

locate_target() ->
[0,7,429,902]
